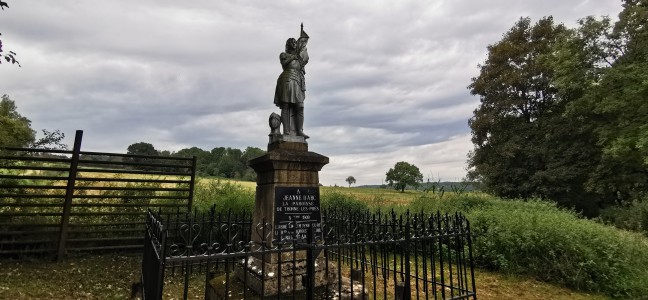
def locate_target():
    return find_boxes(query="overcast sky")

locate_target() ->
[0,1,623,186]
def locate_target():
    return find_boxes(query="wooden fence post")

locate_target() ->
[56,130,83,261]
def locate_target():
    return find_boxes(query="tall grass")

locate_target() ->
[192,179,254,214]
[408,193,648,298]
[159,178,648,298]
[320,189,369,214]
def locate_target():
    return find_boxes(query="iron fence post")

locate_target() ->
[187,156,197,211]
[305,223,316,300]
[403,220,411,300]
[56,130,83,261]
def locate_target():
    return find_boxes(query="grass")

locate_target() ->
[2,178,643,299]
[0,254,609,300]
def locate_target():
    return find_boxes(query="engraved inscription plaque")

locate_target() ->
[274,187,322,241]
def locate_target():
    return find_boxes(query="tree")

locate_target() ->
[125,142,160,171]
[468,17,569,197]
[468,2,648,216]
[241,146,265,163]
[345,176,356,188]
[126,142,158,156]
[174,147,211,175]
[567,0,648,203]
[0,95,34,147]
[1,95,66,149]
[385,162,423,193]
[1,1,20,67]
[466,16,606,214]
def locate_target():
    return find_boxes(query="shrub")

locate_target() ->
[411,194,648,298]
[192,179,254,215]
[598,199,648,237]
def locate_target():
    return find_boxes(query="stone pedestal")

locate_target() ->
[248,141,328,248]
[234,140,330,296]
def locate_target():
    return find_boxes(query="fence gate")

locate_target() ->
[0,130,196,260]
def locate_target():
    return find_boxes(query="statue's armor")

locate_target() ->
[274,53,307,107]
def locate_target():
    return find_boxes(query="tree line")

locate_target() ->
[126,142,265,181]
[468,0,647,217]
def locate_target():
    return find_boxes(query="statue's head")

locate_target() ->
[285,38,297,53]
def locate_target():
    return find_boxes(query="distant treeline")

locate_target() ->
[358,181,479,192]
[123,142,265,181]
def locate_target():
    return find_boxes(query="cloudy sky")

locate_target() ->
[1,1,622,186]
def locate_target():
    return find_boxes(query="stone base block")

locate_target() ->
[233,256,337,296]
[331,277,370,300]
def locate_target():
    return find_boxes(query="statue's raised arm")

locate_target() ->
[298,23,309,68]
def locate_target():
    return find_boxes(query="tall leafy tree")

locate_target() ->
[469,2,648,215]
[467,17,607,215]
[468,17,567,198]
[386,162,423,193]
[571,0,648,203]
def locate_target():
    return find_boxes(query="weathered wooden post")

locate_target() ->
[56,129,83,261]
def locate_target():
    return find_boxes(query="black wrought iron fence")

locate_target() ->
[142,207,477,299]
[0,130,196,260]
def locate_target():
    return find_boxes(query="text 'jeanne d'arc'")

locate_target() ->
[282,194,316,201]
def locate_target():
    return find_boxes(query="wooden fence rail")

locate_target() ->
[0,130,196,260]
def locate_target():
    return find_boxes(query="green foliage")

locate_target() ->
[320,190,369,215]
[598,199,648,237]
[469,2,648,215]
[467,17,600,213]
[385,161,423,192]
[470,201,648,298]
[126,142,158,156]
[410,193,648,298]
[409,192,494,214]
[0,95,35,148]
[144,145,265,181]
[192,179,254,215]
[345,176,356,187]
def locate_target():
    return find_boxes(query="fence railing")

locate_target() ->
[0,130,196,260]
[142,207,477,300]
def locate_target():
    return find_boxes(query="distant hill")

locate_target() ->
[357,181,479,192]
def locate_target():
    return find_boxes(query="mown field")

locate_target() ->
[2,177,647,299]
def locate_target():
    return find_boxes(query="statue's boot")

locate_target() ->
[296,107,309,139]
[281,105,292,135]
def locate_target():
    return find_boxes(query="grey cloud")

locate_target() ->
[0,0,623,184]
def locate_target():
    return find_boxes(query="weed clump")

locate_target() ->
[193,179,254,215]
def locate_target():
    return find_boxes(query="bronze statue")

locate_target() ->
[274,23,309,139]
